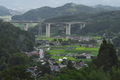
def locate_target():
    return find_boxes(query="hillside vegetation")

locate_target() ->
[0,20,35,52]
[12,3,120,21]
[44,10,120,37]
[0,6,11,16]
[0,20,35,71]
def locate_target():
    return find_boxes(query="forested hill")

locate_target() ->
[0,20,35,53]
[45,10,120,22]
[43,10,120,37]
[0,6,11,16]
[0,20,35,71]
[12,3,120,21]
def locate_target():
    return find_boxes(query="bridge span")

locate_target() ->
[8,21,88,37]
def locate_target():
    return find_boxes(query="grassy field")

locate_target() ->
[36,37,68,41]
[75,47,86,50]
[91,37,101,39]
[65,50,90,53]
[48,46,99,54]
[37,36,100,61]
[48,50,66,55]
[76,59,92,62]
[47,45,99,61]
[51,56,76,61]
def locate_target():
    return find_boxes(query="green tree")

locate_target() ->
[38,61,51,76]
[0,65,34,80]
[9,52,29,67]
[0,56,8,71]
[53,38,57,42]
[92,39,119,71]
[87,70,109,80]
[117,47,120,56]
[67,60,75,70]
[58,39,63,43]
[110,67,120,80]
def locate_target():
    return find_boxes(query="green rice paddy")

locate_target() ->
[47,45,99,61]
[37,37,100,61]
[75,47,99,51]
[51,56,76,61]
[36,37,68,41]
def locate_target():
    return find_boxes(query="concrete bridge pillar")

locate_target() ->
[83,23,86,28]
[46,23,51,37]
[38,23,42,37]
[80,24,83,29]
[80,23,86,29]
[24,23,28,31]
[66,23,71,35]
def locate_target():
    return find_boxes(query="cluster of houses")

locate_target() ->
[26,36,100,78]
[27,57,88,77]
[35,36,97,47]
[54,36,92,41]
[74,53,95,59]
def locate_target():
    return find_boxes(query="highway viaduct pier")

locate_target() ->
[8,21,87,37]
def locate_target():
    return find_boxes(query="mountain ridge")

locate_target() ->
[0,5,11,16]
[12,3,120,21]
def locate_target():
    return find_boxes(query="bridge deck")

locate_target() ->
[7,21,87,24]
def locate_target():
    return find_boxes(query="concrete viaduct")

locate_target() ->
[8,21,87,37]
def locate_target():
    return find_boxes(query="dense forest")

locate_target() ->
[12,3,120,21]
[0,20,35,71]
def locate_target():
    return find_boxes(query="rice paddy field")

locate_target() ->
[37,36,101,61]
[47,45,99,61]
[36,37,68,41]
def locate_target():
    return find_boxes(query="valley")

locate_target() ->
[0,2,120,80]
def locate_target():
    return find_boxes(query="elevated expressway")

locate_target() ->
[8,21,88,37]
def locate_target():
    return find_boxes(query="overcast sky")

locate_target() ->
[0,0,120,10]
